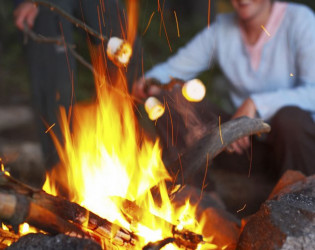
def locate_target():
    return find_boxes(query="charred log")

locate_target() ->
[0,173,137,248]
[0,173,208,249]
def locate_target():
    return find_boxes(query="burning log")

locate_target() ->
[0,173,137,248]
[0,192,86,237]
[167,116,271,186]
[0,227,19,248]
[111,197,205,249]
[0,173,209,249]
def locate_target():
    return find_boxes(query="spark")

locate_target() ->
[45,123,56,134]
[261,25,271,36]
[59,22,71,82]
[290,73,294,77]
[237,204,247,213]
[158,0,172,51]
[200,153,210,199]
[165,101,174,146]
[142,11,155,35]
[178,153,184,185]
[208,0,211,28]
[161,11,172,52]
[219,115,224,145]
[174,11,180,37]
[248,135,253,178]
[68,71,74,123]
[99,0,105,27]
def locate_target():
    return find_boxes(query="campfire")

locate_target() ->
[0,35,222,249]
[4,1,305,249]
[0,1,221,248]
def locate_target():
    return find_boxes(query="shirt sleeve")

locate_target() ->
[145,25,217,84]
[251,6,315,121]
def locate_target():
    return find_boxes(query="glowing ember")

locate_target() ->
[106,37,132,67]
[144,96,165,120]
[182,79,206,102]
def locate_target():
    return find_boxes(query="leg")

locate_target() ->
[26,5,76,171]
[267,106,315,177]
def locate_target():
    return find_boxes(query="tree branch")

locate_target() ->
[27,0,108,43]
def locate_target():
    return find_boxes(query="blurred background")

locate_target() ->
[1,0,315,105]
[0,0,314,217]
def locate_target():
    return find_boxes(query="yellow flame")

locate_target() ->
[42,174,58,196]
[19,223,38,235]
[41,2,216,248]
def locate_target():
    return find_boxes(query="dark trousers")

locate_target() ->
[214,106,315,179]
[155,93,315,190]
[26,0,141,170]
[267,106,315,177]
[26,7,76,170]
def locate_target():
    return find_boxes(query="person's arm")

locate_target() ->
[132,25,217,99]
[13,1,39,30]
[250,6,315,121]
[145,26,217,83]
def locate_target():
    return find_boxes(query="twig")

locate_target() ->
[23,24,143,104]
[24,24,96,74]
[27,0,108,43]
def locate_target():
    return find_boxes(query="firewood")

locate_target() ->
[167,116,271,185]
[0,226,19,249]
[0,173,137,247]
[0,192,86,237]
[115,197,204,249]
[0,173,206,249]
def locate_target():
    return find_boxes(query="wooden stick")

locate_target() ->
[27,0,108,43]
[167,116,271,185]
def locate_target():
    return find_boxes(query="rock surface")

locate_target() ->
[237,171,315,250]
[6,233,102,250]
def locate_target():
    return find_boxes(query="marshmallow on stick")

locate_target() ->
[144,97,165,121]
[106,37,132,67]
[182,79,206,102]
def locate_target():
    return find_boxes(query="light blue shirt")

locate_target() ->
[145,2,315,121]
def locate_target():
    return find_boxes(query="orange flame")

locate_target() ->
[42,1,217,248]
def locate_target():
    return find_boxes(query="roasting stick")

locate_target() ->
[27,0,107,43]
[22,24,143,105]
[167,116,271,186]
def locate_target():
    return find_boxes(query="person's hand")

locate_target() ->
[14,2,39,30]
[228,98,257,155]
[132,77,161,102]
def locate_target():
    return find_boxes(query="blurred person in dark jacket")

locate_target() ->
[13,0,141,182]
